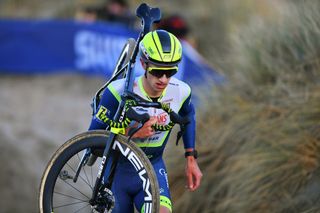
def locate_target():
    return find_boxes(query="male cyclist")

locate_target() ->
[89,29,202,213]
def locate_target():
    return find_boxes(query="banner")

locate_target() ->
[0,19,224,85]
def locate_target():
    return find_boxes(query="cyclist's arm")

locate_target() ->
[178,93,196,150]
[88,88,120,130]
[179,92,202,191]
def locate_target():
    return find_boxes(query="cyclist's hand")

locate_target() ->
[185,156,203,191]
[132,117,157,138]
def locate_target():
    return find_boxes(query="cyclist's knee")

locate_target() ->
[160,196,172,212]
[160,205,171,213]
[140,196,172,213]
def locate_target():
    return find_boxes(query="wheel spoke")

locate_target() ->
[74,203,91,213]
[66,161,93,190]
[61,178,91,199]
[54,191,88,202]
[91,166,93,186]
[53,200,88,209]
[76,153,93,189]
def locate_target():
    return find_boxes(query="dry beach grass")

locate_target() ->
[169,1,320,212]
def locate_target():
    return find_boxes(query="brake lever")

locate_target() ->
[125,107,150,142]
[126,107,150,123]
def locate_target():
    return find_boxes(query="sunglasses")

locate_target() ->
[147,66,178,78]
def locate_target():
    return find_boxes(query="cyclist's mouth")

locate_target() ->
[156,83,166,89]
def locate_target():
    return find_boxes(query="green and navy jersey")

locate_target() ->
[89,75,196,161]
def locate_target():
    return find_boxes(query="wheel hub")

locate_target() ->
[92,188,115,213]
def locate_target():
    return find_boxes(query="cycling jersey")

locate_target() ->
[88,75,196,212]
[89,75,196,161]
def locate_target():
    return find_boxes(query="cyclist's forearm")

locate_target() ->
[178,93,196,149]
[182,113,196,149]
[180,102,196,149]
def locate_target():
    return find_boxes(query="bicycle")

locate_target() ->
[38,3,189,213]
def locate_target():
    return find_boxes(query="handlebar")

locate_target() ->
[98,92,190,134]
[123,92,190,131]
[125,100,188,132]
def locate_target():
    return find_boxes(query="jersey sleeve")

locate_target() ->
[178,88,196,149]
[88,84,121,130]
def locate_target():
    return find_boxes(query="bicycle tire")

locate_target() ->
[39,130,160,213]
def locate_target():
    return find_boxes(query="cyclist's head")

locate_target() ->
[139,30,182,68]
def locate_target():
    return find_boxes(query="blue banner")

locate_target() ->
[0,19,223,85]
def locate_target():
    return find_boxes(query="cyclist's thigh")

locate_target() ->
[134,158,172,212]
[103,154,138,212]
[111,168,137,212]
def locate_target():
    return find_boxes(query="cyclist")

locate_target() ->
[89,29,202,213]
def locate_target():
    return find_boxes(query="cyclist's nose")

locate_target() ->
[159,74,169,81]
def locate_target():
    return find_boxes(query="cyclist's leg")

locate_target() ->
[108,167,135,212]
[103,154,141,212]
[134,158,172,213]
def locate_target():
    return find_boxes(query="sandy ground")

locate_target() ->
[0,74,104,212]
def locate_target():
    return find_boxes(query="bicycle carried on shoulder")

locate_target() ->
[38,3,189,213]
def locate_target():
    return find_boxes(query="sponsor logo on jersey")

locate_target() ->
[156,112,168,125]
[159,188,164,194]
[135,107,148,112]
[96,106,109,121]
[169,82,179,86]
[159,168,169,188]
[139,136,160,143]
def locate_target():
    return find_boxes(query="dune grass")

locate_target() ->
[168,1,320,212]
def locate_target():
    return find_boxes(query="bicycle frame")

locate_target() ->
[82,3,162,206]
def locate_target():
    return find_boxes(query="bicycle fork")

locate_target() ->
[89,133,119,207]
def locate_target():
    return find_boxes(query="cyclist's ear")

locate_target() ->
[140,58,147,69]
[140,58,148,78]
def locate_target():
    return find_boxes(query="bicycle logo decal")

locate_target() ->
[159,168,169,188]
[112,140,153,211]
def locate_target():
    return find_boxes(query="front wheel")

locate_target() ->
[39,130,159,213]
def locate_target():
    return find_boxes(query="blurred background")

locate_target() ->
[0,0,320,212]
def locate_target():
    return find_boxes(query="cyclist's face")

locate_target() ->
[144,63,177,93]
[146,71,169,93]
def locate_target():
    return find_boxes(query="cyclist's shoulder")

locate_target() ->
[107,78,126,91]
[168,77,191,96]
[168,77,191,88]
